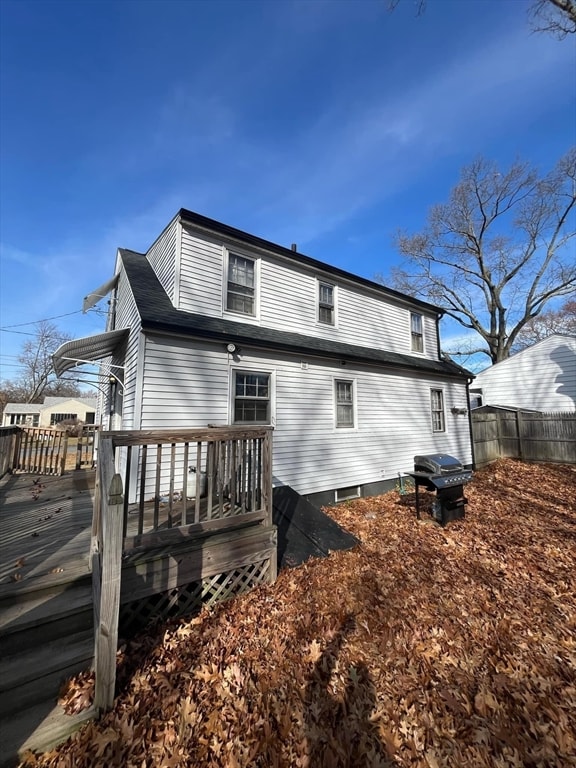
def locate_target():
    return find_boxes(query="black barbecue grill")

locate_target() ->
[409,453,472,525]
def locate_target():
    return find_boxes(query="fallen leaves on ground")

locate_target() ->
[22,459,576,768]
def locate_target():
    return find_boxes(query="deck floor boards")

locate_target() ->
[0,470,95,589]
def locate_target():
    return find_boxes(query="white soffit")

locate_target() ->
[53,329,129,377]
[82,274,119,313]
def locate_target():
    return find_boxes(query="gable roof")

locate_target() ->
[474,334,576,381]
[119,249,471,381]
[3,397,97,415]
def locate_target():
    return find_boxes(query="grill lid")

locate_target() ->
[414,453,464,475]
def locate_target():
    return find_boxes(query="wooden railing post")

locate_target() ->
[94,470,124,713]
[262,428,276,580]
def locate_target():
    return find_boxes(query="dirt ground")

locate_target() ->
[22,459,576,768]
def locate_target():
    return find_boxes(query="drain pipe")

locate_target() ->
[466,376,476,471]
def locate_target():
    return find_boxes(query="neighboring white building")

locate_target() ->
[54,209,474,507]
[471,334,576,412]
[2,396,97,428]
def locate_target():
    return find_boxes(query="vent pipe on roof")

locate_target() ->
[291,243,297,252]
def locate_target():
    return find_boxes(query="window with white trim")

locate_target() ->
[335,379,354,428]
[318,281,335,325]
[430,389,445,432]
[233,371,271,424]
[50,413,77,425]
[227,253,255,316]
[411,313,423,353]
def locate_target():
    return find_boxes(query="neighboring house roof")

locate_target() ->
[3,403,43,414]
[119,249,471,381]
[3,397,97,415]
[177,208,443,315]
[42,396,97,408]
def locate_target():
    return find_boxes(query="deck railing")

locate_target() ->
[0,426,20,479]
[0,424,98,477]
[100,426,274,550]
[91,425,275,712]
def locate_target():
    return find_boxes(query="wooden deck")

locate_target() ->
[0,470,95,593]
[0,470,97,766]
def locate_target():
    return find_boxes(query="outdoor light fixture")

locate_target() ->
[226,343,237,354]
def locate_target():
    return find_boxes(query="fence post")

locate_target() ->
[94,472,124,713]
[515,410,524,460]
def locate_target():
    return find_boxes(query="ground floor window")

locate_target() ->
[430,389,445,432]
[233,371,271,424]
[50,413,77,426]
[335,379,355,428]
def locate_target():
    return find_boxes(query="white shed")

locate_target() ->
[472,335,576,412]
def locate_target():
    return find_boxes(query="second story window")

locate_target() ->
[319,281,335,325]
[411,313,423,353]
[227,253,255,315]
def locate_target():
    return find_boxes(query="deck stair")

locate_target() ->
[0,470,97,767]
[0,568,95,766]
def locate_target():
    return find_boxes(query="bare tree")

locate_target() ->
[529,0,576,38]
[391,149,576,364]
[388,0,576,37]
[513,298,576,350]
[1,321,80,404]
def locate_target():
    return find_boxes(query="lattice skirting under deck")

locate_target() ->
[119,557,272,637]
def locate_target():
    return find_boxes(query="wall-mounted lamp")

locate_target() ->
[226,343,237,354]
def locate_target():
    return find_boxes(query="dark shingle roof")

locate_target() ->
[119,249,470,380]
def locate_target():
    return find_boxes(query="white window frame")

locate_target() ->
[411,312,424,353]
[223,248,259,319]
[335,485,361,502]
[318,280,336,326]
[230,369,275,426]
[334,378,356,429]
[430,388,446,433]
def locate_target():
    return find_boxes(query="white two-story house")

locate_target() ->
[54,209,474,507]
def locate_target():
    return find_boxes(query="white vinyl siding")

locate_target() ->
[145,216,178,304]
[179,228,224,315]
[109,265,143,430]
[178,225,439,358]
[136,335,472,497]
[473,335,576,412]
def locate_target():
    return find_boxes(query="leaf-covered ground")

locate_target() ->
[22,459,576,768]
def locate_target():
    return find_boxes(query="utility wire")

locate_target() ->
[0,309,86,330]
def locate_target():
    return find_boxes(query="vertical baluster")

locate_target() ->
[218,441,225,518]
[230,439,237,515]
[168,443,176,528]
[182,442,189,526]
[123,445,132,539]
[206,440,214,521]
[154,443,162,531]
[194,441,202,524]
[138,444,147,535]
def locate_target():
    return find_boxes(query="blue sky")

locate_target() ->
[1,0,575,381]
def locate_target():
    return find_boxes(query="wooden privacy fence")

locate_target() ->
[92,426,277,712]
[472,411,576,466]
